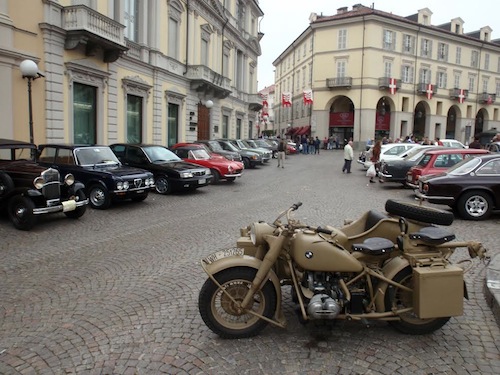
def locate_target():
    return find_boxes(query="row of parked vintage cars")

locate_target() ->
[0,138,282,230]
[357,141,500,221]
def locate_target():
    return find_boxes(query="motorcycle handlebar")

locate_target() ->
[291,202,302,211]
[316,226,333,235]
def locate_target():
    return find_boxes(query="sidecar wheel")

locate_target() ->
[385,267,450,335]
[385,199,454,226]
[198,267,277,339]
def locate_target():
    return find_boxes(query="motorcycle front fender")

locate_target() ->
[201,255,285,325]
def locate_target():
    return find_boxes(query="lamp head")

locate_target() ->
[20,59,39,78]
[205,99,214,109]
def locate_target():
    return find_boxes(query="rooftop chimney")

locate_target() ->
[337,7,348,14]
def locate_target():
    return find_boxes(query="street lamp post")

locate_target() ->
[20,59,42,144]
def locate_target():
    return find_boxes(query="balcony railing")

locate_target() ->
[416,82,438,96]
[247,94,263,111]
[326,77,352,89]
[185,65,232,99]
[62,5,127,62]
[480,92,496,104]
[378,77,401,90]
[449,88,469,101]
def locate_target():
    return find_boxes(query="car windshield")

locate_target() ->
[75,147,120,166]
[223,141,240,151]
[143,146,181,162]
[415,154,432,167]
[189,149,210,160]
[207,141,223,152]
[238,140,251,148]
[246,140,257,147]
[255,140,270,147]
[447,157,481,175]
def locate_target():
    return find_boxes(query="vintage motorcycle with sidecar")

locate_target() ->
[198,199,488,339]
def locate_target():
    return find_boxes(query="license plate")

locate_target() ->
[199,178,206,184]
[203,248,244,264]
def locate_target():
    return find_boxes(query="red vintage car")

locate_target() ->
[170,143,244,183]
[405,148,489,188]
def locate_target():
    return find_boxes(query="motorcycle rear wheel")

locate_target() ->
[385,267,450,334]
[198,267,277,339]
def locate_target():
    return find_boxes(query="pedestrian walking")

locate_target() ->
[277,137,286,168]
[367,140,381,183]
[342,140,354,173]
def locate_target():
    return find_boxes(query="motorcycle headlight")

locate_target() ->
[249,222,275,246]
[33,176,45,189]
[64,174,75,186]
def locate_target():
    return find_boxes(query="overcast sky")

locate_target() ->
[257,0,500,90]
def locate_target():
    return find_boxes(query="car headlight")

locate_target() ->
[64,174,75,186]
[228,165,233,173]
[251,155,258,160]
[123,181,129,190]
[33,176,45,189]
[180,172,193,178]
[117,181,123,190]
[249,222,275,246]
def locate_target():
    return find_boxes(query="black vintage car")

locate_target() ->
[109,144,212,194]
[0,139,88,230]
[37,144,155,209]
[415,153,500,220]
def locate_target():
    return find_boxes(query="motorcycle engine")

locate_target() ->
[304,272,342,319]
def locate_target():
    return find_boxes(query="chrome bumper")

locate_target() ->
[414,190,455,203]
[33,198,89,215]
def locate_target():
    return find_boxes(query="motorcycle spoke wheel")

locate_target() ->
[198,267,277,339]
[385,267,450,334]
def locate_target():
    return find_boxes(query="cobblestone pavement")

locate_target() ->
[0,150,499,375]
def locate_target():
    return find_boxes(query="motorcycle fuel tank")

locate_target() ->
[291,231,363,272]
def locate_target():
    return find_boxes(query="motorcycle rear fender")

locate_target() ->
[374,256,411,312]
[202,255,284,324]
[374,256,469,312]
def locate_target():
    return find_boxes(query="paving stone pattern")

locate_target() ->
[0,150,499,374]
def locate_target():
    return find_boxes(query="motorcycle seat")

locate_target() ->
[352,237,394,256]
[409,226,456,245]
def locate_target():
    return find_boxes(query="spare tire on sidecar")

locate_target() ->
[385,199,454,226]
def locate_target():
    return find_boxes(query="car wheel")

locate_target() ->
[457,190,493,221]
[385,199,454,226]
[211,169,221,184]
[242,158,250,169]
[88,184,111,209]
[8,195,37,230]
[155,175,171,195]
[0,172,14,198]
[64,189,87,219]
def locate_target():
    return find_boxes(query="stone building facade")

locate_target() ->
[273,4,500,148]
[0,0,263,146]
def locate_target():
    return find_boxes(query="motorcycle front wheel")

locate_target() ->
[198,267,277,339]
[385,267,450,334]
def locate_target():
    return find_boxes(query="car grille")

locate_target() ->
[193,170,206,176]
[41,168,61,202]
[133,178,143,188]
